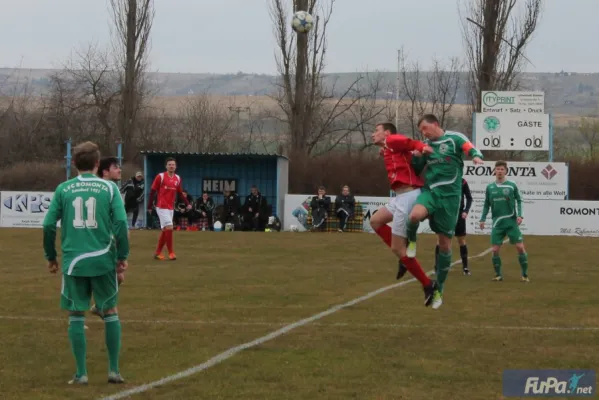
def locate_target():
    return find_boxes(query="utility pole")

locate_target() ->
[229,106,250,150]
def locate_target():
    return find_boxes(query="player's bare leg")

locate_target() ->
[163,224,176,260]
[515,242,529,282]
[371,208,408,279]
[102,306,125,383]
[406,204,429,257]
[431,233,452,309]
[371,207,437,306]
[491,244,503,281]
[67,311,88,384]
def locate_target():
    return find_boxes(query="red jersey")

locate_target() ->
[150,172,185,210]
[381,134,426,190]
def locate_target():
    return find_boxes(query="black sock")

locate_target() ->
[460,245,468,269]
[434,245,440,273]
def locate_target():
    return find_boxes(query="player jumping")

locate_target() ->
[148,157,190,260]
[370,122,439,307]
[479,160,529,282]
[406,114,484,309]
[43,142,129,385]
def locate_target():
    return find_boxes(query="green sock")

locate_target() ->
[492,255,502,276]
[518,253,528,276]
[407,220,419,242]
[436,251,452,293]
[68,315,87,377]
[104,314,122,374]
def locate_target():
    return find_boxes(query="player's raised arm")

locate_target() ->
[42,188,63,262]
[450,132,484,161]
[384,134,426,153]
[110,183,130,261]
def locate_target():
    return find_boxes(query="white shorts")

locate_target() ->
[156,207,174,229]
[384,188,421,237]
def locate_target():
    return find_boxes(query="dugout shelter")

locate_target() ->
[141,151,289,227]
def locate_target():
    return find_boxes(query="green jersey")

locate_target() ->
[43,173,129,277]
[412,131,483,197]
[479,180,523,225]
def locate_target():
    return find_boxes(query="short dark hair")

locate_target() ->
[165,157,176,166]
[73,141,100,172]
[318,186,326,191]
[376,122,397,134]
[417,114,439,127]
[495,160,508,169]
[98,157,119,177]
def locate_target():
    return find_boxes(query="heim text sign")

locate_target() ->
[475,113,549,151]
[481,91,544,114]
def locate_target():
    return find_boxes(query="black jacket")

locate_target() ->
[120,177,144,205]
[224,193,241,215]
[460,179,473,214]
[310,195,331,213]
[195,197,215,214]
[243,192,268,216]
[335,194,355,217]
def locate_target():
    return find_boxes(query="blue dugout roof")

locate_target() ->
[140,151,289,160]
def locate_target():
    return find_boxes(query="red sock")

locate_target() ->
[165,229,174,254]
[400,256,431,287]
[375,225,392,247]
[155,231,165,254]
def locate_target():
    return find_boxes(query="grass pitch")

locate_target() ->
[0,229,597,400]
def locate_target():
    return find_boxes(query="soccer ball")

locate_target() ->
[291,10,314,33]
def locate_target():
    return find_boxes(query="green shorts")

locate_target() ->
[491,220,523,245]
[416,191,461,238]
[61,271,119,312]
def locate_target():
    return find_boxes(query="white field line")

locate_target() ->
[98,244,503,400]
[1,315,597,332]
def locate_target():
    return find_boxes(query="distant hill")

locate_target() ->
[0,68,598,115]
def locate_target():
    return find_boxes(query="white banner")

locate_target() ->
[0,191,144,228]
[284,194,430,234]
[475,112,550,151]
[481,91,544,113]
[283,195,599,237]
[463,161,568,200]
[0,191,54,228]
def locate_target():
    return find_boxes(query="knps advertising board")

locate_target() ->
[0,191,53,228]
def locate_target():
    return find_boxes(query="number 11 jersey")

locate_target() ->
[43,173,129,277]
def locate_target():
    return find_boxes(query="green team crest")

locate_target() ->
[483,116,500,133]
[438,143,449,154]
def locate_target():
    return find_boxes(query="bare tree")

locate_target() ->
[461,0,543,111]
[49,44,121,150]
[577,116,599,160]
[177,94,233,152]
[397,49,463,138]
[270,0,379,155]
[109,0,155,158]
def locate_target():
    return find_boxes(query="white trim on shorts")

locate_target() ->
[384,188,421,237]
[156,207,174,229]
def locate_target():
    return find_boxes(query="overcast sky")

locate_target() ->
[0,0,597,74]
